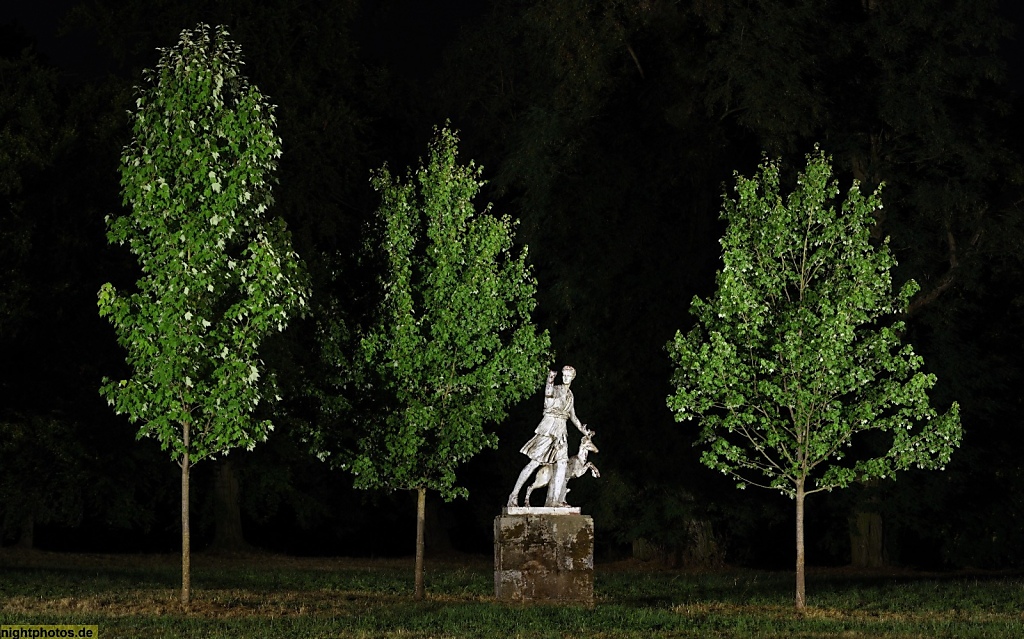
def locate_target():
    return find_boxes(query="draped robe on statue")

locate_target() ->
[520,383,576,464]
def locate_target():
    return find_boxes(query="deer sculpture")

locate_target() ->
[523,432,601,507]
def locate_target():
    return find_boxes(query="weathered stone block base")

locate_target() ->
[494,513,593,603]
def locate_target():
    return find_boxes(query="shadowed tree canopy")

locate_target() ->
[699,0,1020,313]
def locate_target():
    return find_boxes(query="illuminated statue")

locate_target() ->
[507,366,594,508]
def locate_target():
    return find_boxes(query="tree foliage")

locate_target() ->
[668,150,962,492]
[98,24,307,461]
[349,125,551,501]
[74,0,366,252]
[667,150,962,605]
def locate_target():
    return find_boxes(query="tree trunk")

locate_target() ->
[181,434,191,605]
[850,510,885,568]
[414,487,426,600]
[16,513,34,550]
[795,482,806,611]
[210,458,247,553]
[683,518,724,568]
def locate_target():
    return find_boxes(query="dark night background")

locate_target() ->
[2,0,1023,572]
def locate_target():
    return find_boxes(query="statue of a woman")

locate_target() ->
[507,366,592,507]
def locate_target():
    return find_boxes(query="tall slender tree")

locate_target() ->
[98,24,307,604]
[342,126,550,599]
[667,150,962,609]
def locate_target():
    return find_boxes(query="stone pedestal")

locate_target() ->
[494,510,593,603]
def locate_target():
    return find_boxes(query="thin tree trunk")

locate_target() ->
[795,482,806,611]
[414,487,426,600]
[16,513,33,550]
[850,510,885,568]
[210,458,247,553]
[181,427,191,606]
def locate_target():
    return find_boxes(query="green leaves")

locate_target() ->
[98,24,308,465]
[667,149,962,497]
[351,125,550,501]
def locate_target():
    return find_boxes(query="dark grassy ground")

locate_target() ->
[2,549,1023,638]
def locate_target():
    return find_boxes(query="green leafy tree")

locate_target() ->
[666,150,962,609]
[97,24,308,605]
[351,126,550,599]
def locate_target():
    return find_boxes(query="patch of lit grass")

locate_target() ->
[2,552,1023,638]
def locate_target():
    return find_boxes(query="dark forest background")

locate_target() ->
[2,0,1023,571]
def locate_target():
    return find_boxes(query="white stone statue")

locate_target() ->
[507,366,595,508]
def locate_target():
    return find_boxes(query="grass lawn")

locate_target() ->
[2,549,1023,638]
